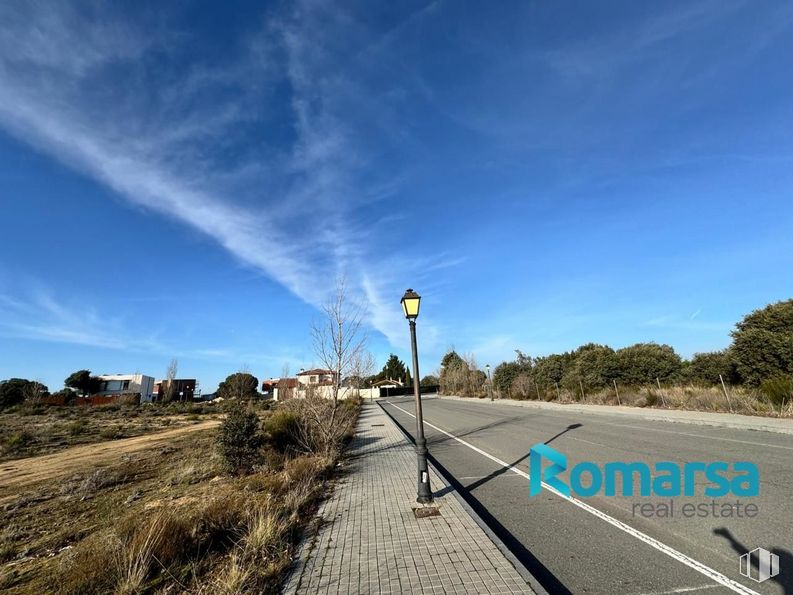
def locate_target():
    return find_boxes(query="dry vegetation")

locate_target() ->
[0,402,220,463]
[0,397,361,594]
[476,384,793,418]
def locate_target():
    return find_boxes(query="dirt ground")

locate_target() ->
[0,420,219,502]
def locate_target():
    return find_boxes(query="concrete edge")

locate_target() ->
[433,394,793,435]
[281,477,334,595]
[377,400,549,595]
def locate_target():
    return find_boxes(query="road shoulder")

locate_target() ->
[436,394,793,435]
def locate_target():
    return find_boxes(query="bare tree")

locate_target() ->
[23,380,48,404]
[277,363,293,401]
[311,277,368,403]
[349,351,376,398]
[309,277,368,447]
[165,358,178,402]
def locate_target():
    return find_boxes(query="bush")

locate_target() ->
[264,410,299,453]
[66,420,88,436]
[282,397,358,457]
[615,343,683,385]
[4,430,33,452]
[99,426,121,440]
[731,299,793,385]
[217,404,264,474]
[686,351,737,385]
[760,376,793,408]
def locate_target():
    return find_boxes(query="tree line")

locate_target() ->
[440,299,793,403]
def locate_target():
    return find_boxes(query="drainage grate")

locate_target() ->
[413,506,441,518]
[371,424,385,427]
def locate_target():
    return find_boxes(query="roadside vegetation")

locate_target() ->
[441,298,793,417]
[0,275,369,593]
[0,402,219,462]
[0,396,361,594]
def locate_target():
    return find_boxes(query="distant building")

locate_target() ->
[263,377,297,400]
[297,368,337,386]
[96,374,155,402]
[154,379,198,402]
[372,378,404,389]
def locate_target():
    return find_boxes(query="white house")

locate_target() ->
[296,368,338,386]
[96,374,155,402]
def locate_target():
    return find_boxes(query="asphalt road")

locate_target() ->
[381,396,793,595]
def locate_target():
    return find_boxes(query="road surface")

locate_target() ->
[382,396,792,595]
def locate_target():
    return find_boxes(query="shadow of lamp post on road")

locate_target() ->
[402,288,433,504]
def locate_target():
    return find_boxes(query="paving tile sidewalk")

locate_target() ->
[284,402,535,595]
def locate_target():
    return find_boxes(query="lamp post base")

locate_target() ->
[416,437,433,503]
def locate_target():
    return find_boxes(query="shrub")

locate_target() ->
[686,351,737,385]
[760,376,793,409]
[282,396,357,457]
[66,420,88,436]
[731,299,793,385]
[644,390,659,407]
[217,404,264,474]
[4,430,33,453]
[264,410,299,452]
[99,426,121,440]
[615,343,683,385]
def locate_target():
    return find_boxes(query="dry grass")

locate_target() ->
[0,399,356,595]
[527,384,792,417]
[0,403,222,462]
[56,464,327,594]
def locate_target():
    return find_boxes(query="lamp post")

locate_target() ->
[401,288,433,504]
[486,364,493,402]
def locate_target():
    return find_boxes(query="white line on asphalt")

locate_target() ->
[631,584,723,595]
[387,403,761,595]
[456,475,526,481]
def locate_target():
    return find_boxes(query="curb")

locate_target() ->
[377,401,550,595]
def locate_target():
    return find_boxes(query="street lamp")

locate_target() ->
[401,288,432,504]
[486,364,493,402]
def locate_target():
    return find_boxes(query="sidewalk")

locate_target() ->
[284,402,535,595]
[436,394,793,435]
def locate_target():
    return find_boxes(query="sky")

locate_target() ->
[1,0,793,393]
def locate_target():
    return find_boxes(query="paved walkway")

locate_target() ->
[284,402,535,595]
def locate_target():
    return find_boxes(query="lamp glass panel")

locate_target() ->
[402,297,420,318]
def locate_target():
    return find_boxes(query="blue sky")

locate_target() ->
[1,1,793,393]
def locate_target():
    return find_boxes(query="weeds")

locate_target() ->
[486,383,793,417]
[66,419,88,436]
[3,430,33,453]
[99,426,121,440]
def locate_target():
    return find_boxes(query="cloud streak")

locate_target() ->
[0,1,437,348]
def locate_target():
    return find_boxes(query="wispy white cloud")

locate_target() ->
[0,1,451,348]
[0,290,129,350]
[0,283,302,369]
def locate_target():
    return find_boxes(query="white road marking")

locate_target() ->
[632,584,723,595]
[387,402,761,595]
[456,475,525,481]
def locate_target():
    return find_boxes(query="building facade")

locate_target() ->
[96,374,155,402]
